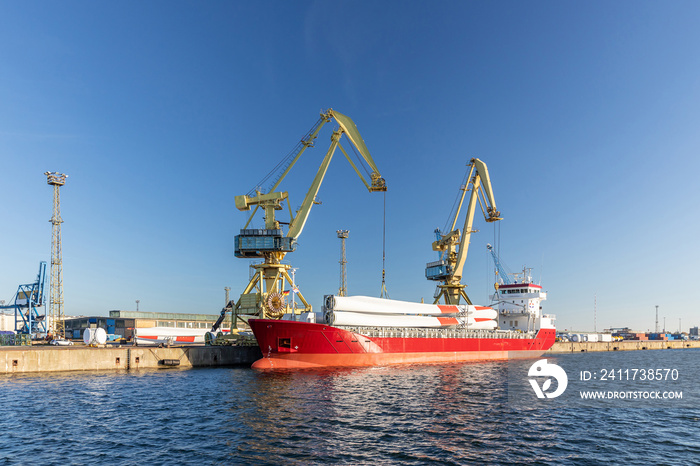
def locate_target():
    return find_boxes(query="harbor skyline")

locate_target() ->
[1,1,699,332]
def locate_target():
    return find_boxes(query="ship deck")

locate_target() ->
[331,326,537,340]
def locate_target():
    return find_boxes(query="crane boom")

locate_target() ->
[487,243,513,285]
[229,109,386,324]
[287,110,385,239]
[235,109,386,240]
[268,111,333,194]
[426,158,501,305]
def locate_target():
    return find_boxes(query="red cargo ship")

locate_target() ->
[249,285,556,369]
[249,318,556,369]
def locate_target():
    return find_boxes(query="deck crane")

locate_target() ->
[425,158,501,305]
[487,243,513,286]
[221,109,386,330]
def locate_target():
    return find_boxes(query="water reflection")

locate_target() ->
[1,353,698,465]
[233,360,568,463]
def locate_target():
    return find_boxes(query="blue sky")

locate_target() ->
[1,1,699,332]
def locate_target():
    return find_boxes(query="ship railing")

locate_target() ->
[338,326,535,340]
[500,310,531,316]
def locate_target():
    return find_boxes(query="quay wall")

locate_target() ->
[548,340,700,354]
[0,345,262,374]
[3,340,698,374]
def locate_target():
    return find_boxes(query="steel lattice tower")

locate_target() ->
[45,172,67,338]
[337,230,349,297]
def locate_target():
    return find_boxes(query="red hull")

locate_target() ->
[248,319,556,369]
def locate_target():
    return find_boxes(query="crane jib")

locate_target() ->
[428,158,502,305]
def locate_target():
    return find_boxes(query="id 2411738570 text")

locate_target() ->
[580,368,679,381]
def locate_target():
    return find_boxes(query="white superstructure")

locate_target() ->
[490,269,555,332]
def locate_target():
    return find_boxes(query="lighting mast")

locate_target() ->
[337,230,349,297]
[594,294,597,332]
[45,171,67,339]
[655,305,659,333]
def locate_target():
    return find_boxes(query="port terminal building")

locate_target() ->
[63,310,223,340]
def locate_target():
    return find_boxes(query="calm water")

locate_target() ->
[1,350,698,465]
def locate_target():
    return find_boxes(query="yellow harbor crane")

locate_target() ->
[226,109,386,329]
[425,158,501,305]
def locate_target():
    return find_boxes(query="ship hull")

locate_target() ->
[249,319,556,369]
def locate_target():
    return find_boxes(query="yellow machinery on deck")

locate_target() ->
[425,158,501,305]
[226,109,386,332]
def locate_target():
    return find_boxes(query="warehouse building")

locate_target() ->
[63,310,223,340]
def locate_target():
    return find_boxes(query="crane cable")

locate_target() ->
[246,115,326,196]
[442,167,471,234]
[380,191,390,299]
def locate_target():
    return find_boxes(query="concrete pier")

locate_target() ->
[0,345,262,374]
[548,340,700,354]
